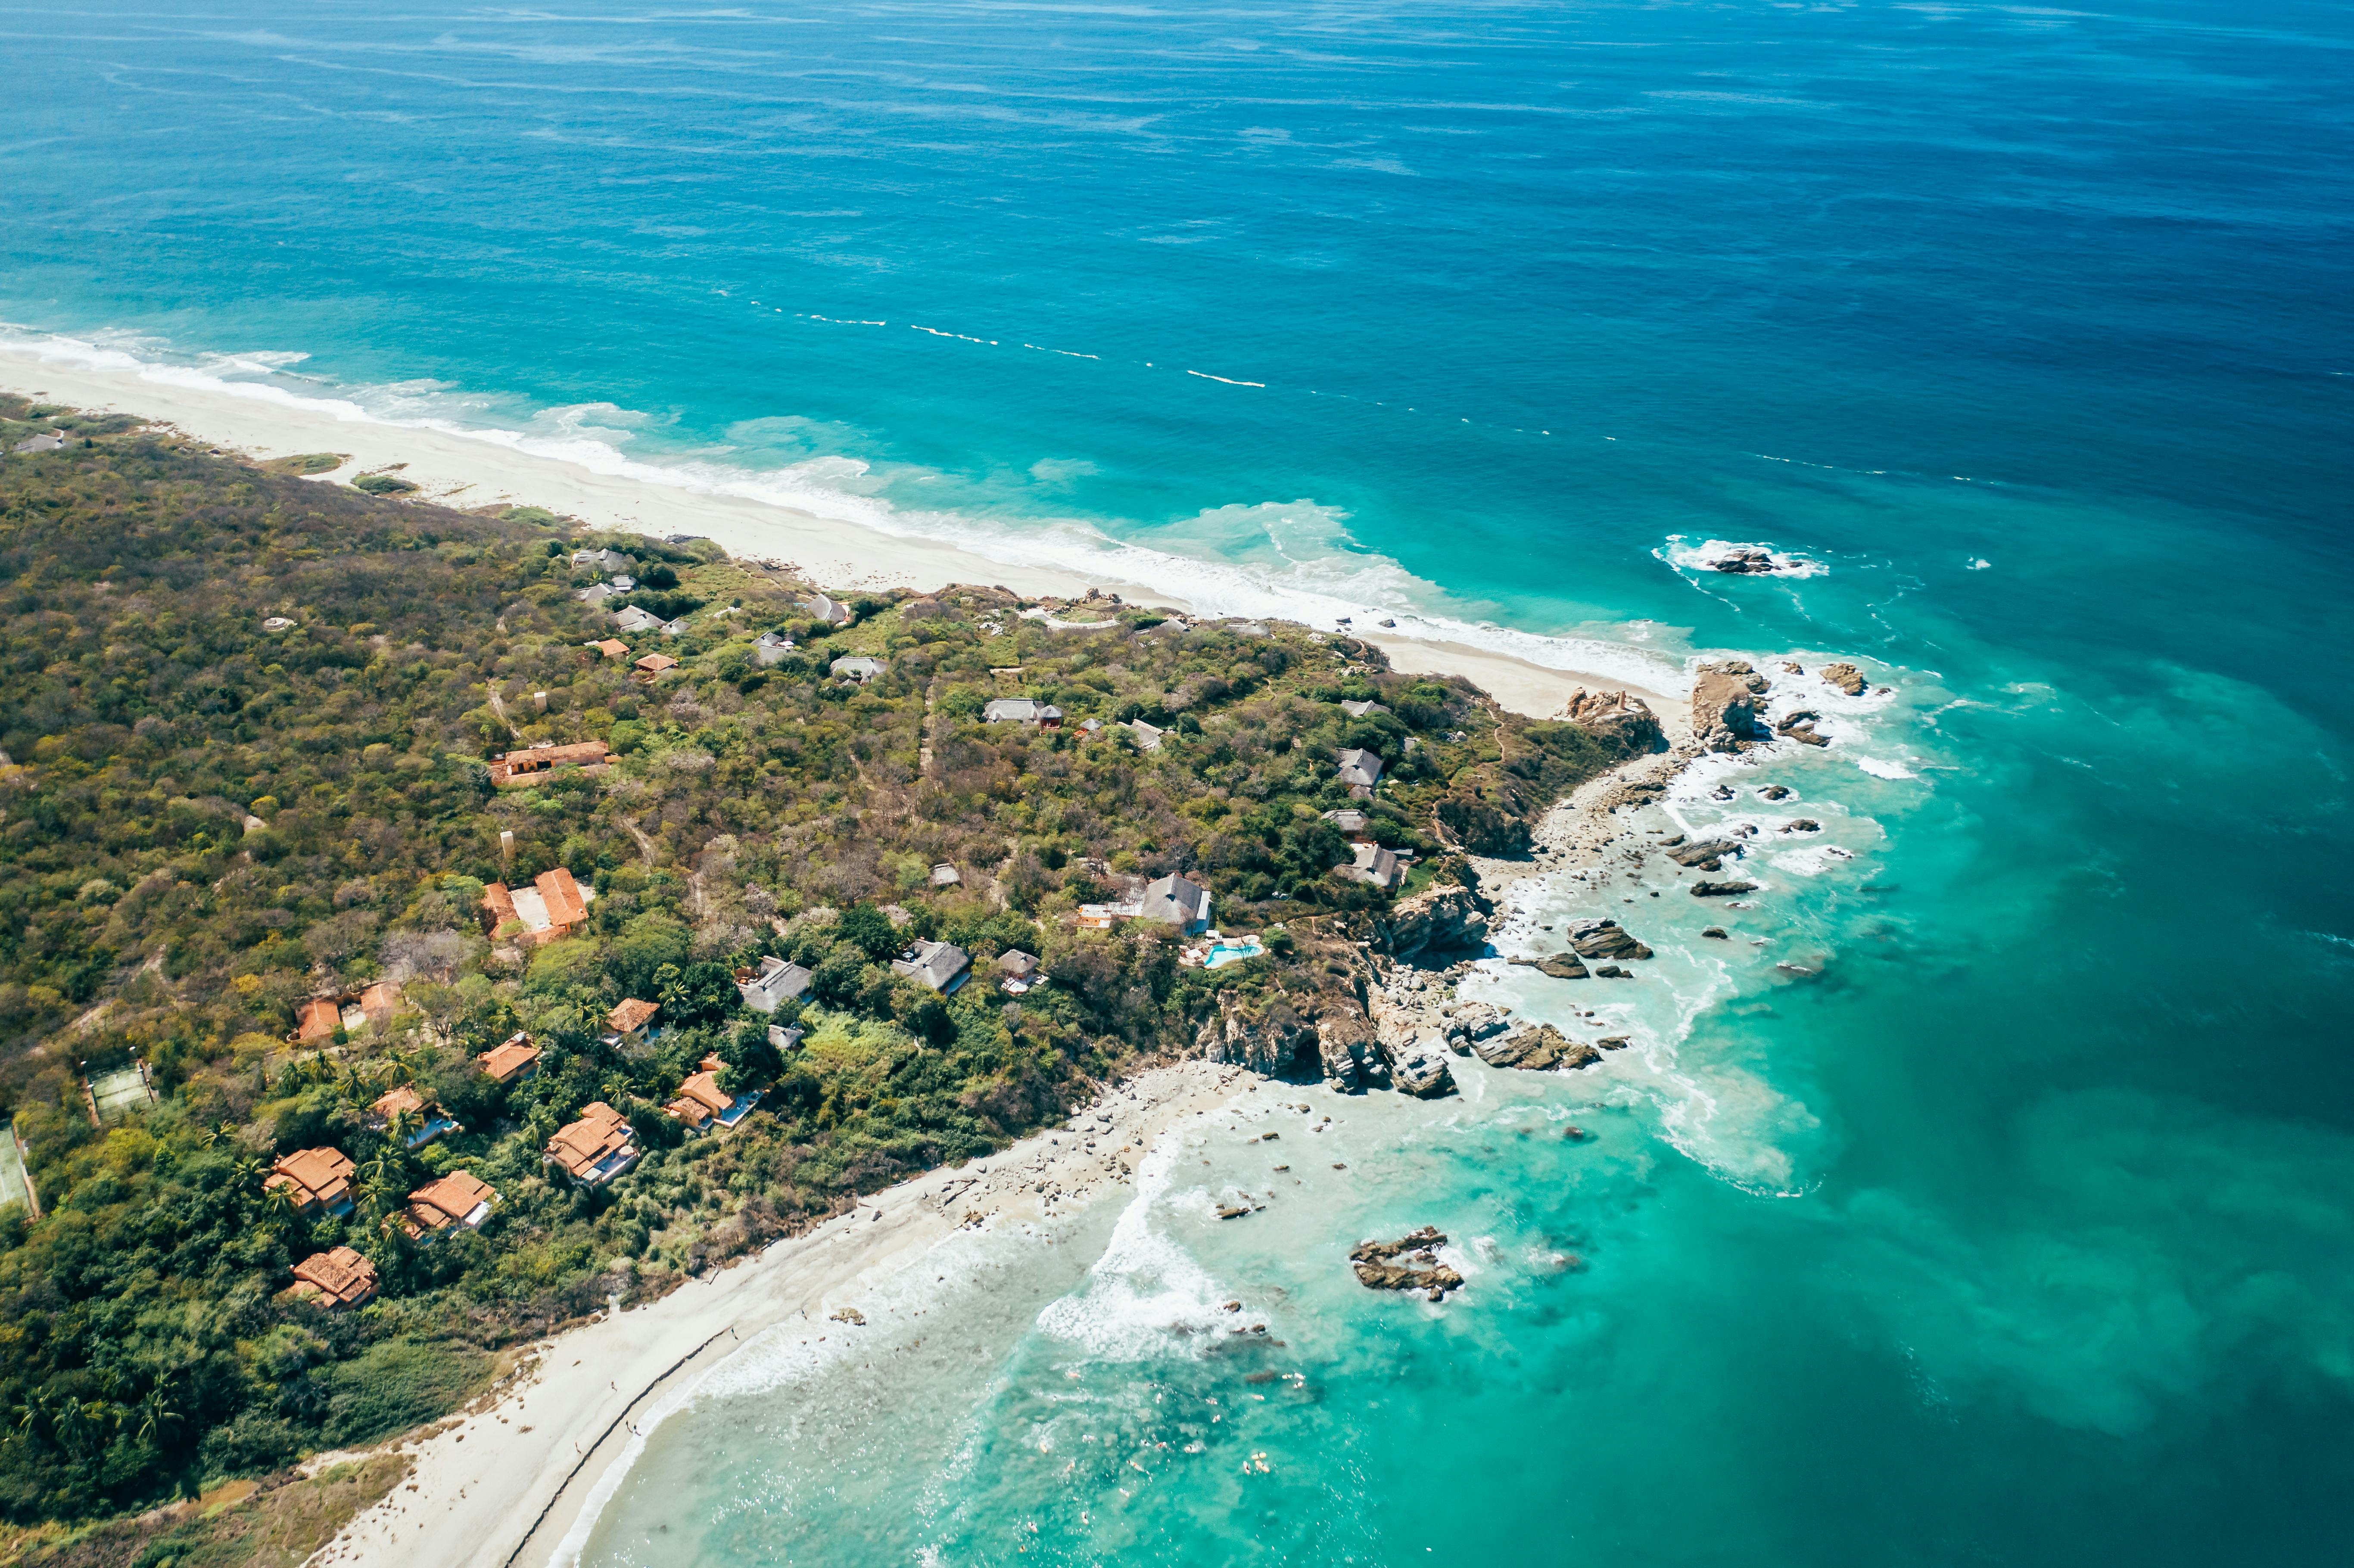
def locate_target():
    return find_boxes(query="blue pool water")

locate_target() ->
[9,1,2354,1562]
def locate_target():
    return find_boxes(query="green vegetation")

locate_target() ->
[0,395,1646,1544]
[346,475,414,497]
[261,454,344,478]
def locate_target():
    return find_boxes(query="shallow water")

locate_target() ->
[11,1,2354,1562]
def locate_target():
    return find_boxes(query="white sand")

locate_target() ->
[0,349,1688,725]
[303,1062,1248,1568]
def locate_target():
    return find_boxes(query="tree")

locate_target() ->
[835,904,900,962]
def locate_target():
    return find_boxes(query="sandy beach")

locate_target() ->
[301,1061,1250,1568]
[0,348,1687,726]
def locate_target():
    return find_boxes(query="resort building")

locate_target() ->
[293,998,343,1044]
[633,652,679,682]
[266,1148,357,1217]
[805,592,853,626]
[1138,873,1214,934]
[891,939,971,993]
[767,1023,804,1053]
[666,1055,762,1135]
[1336,747,1384,797]
[996,950,1040,994]
[477,1033,541,1085]
[606,998,660,1047]
[982,697,1063,728]
[573,548,632,574]
[595,638,629,660]
[1346,842,1405,892]
[735,956,813,1014]
[366,1084,458,1149]
[831,655,887,684]
[289,1247,378,1310]
[755,631,795,665]
[1339,698,1389,718]
[1126,719,1165,752]
[613,604,662,634]
[489,739,610,786]
[404,1171,496,1238]
[481,868,593,945]
[545,1102,639,1187]
[1322,807,1372,837]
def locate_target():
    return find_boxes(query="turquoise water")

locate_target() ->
[10,0,2354,1561]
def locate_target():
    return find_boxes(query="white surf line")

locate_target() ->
[1185,370,1265,387]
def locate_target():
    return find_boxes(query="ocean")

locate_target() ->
[9,0,2354,1562]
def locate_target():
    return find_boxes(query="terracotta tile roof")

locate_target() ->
[370,1084,425,1121]
[595,639,629,659]
[536,867,589,932]
[546,1102,638,1182]
[607,998,660,1036]
[634,653,678,673]
[477,1034,540,1083]
[407,1170,495,1232]
[290,1246,378,1308]
[294,998,342,1042]
[482,882,520,930]
[358,980,402,1017]
[266,1147,355,1211]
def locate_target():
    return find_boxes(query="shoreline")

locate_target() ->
[0,346,1688,726]
[308,1061,1251,1568]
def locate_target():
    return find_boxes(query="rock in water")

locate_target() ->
[1775,710,1831,747]
[1475,1025,1602,1071]
[1781,818,1820,834]
[1442,1002,1508,1050]
[1701,926,1729,939]
[1819,662,1868,696]
[1510,952,1590,980]
[1708,547,1779,574]
[1761,784,1792,801]
[1566,917,1653,960]
[1390,1038,1458,1099]
[1691,660,1770,753]
[1691,880,1759,897]
[1351,1227,1464,1295]
[1666,839,1740,869]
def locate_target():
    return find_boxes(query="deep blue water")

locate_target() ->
[8,2,2354,1563]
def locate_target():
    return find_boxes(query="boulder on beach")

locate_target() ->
[1390,1038,1458,1099]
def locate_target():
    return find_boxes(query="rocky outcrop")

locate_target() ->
[1665,839,1740,872]
[1706,547,1781,575]
[1566,917,1652,961]
[1692,660,1769,753]
[1442,1002,1508,1049]
[1781,818,1819,834]
[1509,952,1589,980]
[1351,1227,1463,1299]
[1761,784,1791,801]
[1317,1014,1381,1091]
[1691,879,1758,897]
[1819,662,1867,697]
[1373,881,1491,964]
[1474,1025,1602,1072]
[1195,995,1313,1076]
[1775,710,1829,747]
[1701,926,1729,939]
[1561,688,1667,755]
[1389,1037,1457,1098]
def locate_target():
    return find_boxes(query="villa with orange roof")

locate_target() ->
[476,1033,541,1084]
[292,997,343,1044]
[488,739,610,787]
[665,1055,762,1135]
[602,998,660,1048]
[367,1084,459,1149]
[481,867,594,946]
[265,1147,356,1217]
[288,1246,378,1309]
[545,1101,640,1186]
[402,1171,496,1239]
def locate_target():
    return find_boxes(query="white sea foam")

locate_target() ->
[1033,1120,1235,1360]
[1853,756,1917,780]
[1660,535,1828,579]
[0,323,1691,698]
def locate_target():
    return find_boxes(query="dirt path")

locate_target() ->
[616,815,657,868]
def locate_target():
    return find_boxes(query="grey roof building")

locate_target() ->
[996,949,1039,980]
[1348,842,1404,891]
[576,582,617,605]
[806,593,853,626]
[831,655,887,683]
[1339,699,1389,718]
[891,939,971,993]
[1322,807,1371,835]
[983,697,1063,726]
[1137,874,1213,933]
[613,605,663,634]
[572,548,632,574]
[1336,748,1385,790]
[1127,719,1165,752]
[755,631,795,666]
[736,956,813,1013]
